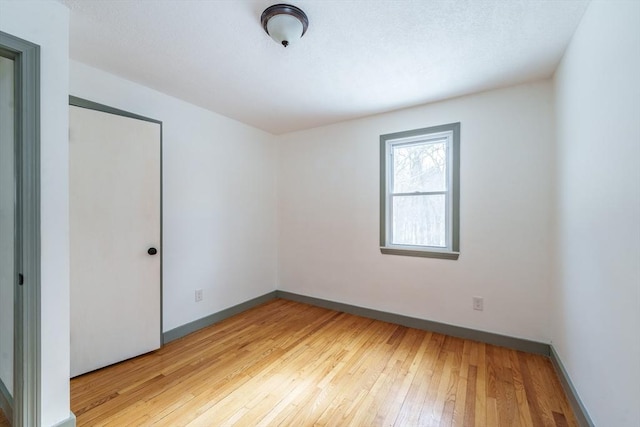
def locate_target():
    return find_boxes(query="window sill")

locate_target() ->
[380,247,460,260]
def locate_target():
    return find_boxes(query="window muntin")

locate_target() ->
[380,123,459,259]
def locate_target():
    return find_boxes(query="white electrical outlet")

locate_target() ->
[473,296,484,311]
[195,289,203,302]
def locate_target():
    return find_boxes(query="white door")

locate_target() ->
[69,104,161,377]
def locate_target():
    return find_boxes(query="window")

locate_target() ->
[380,122,460,259]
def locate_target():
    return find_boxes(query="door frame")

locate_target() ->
[68,95,164,346]
[0,31,41,427]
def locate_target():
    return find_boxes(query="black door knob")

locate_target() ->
[147,247,158,255]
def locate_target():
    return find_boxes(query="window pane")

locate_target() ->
[392,195,446,247]
[393,141,446,193]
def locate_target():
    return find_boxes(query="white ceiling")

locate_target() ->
[60,0,589,134]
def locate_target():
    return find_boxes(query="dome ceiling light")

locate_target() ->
[261,4,309,47]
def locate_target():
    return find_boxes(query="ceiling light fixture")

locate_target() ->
[261,4,309,48]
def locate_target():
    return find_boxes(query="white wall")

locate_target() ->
[278,81,555,342]
[70,61,278,333]
[553,1,640,425]
[0,1,71,425]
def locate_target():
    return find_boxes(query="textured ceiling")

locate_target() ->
[60,0,589,134]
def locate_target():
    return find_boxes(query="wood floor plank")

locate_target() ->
[526,355,558,426]
[463,364,478,426]
[372,328,426,425]
[334,326,410,426]
[451,340,472,426]
[0,408,9,427]
[314,319,397,425]
[509,347,535,427]
[70,299,579,426]
[475,342,488,426]
[418,344,454,425]
[392,332,443,426]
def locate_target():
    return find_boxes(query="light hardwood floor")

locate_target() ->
[0,409,9,427]
[71,299,577,426]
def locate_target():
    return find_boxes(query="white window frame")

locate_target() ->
[380,122,460,259]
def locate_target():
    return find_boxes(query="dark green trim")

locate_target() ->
[51,412,76,427]
[276,291,549,355]
[1,30,41,427]
[549,346,594,427]
[379,122,461,259]
[159,122,164,344]
[379,136,386,247]
[68,96,161,124]
[68,96,164,346]
[450,122,460,252]
[162,292,278,343]
[380,247,459,260]
[0,380,12,424]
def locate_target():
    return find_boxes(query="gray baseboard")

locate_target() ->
[549,345,594,427]
[276,290,551,355]
[164,289,550,355]
[51,412,76,427]
[158,290,593,427]
[0,379,12,424]
[163,291,278,343]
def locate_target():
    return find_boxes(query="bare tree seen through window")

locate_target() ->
[391,141,447,247]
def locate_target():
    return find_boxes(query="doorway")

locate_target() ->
[0,31,41,427]
[0,46,16,427]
